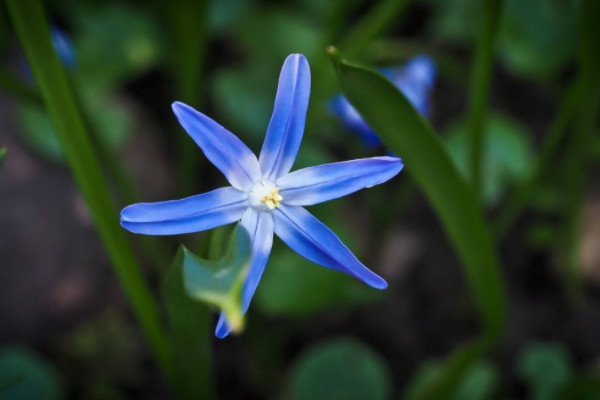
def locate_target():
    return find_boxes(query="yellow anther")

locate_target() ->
[261,188,282,210]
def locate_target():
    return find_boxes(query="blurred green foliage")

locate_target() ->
[289,338,392,400]
[405,360,498,400]
[445,112,534,205]
[257,244,385,316]
[516,342,600,400]
[517,343,572,400]
[59,311,142,400]
[0,347,64,400]
[425,0,580,79]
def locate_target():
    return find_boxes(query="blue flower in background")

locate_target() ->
[22,25,76,80]
[331,55,436,148]
[120,54,403,338]
[49,26,76,68]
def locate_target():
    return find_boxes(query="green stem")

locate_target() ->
[561,0,600,298]
[311,0,411,111]
[80,99,172,272]
[5,0,172,378]
[466,0,503,198]
[338,0,410,60]
[494,81,580,239]
[164,0,208,196]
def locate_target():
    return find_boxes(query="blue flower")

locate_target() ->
[120,54,403,338]
[22,25,76,80]
[49,26,76,68]
[331,54,436,148]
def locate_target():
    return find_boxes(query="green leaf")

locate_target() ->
[0,147,6,165]
[328,47,506,400]
[289,338,392,400]
[328,47,506,337]
[164,250,214,400]
[445,112,534,205]
[0,346,64,400]
[183,225,252,333]
[517,342,573,400]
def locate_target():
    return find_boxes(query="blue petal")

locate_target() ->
[120,186,248,235]
[172,102,261,190]
[272,205,387,289]
[383,55,437,117]
[215,208,274,338]
[51,26,76,68]
[259,54,311,180]
[277,156,403,206]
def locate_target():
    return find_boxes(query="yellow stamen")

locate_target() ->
[261,188,283,210]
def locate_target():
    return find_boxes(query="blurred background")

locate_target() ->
[1,0,600,399]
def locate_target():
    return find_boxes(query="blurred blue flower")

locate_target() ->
[49,26,76,68]
[22,25,76,80]
[331,55,436,148]
[120,54,403,338]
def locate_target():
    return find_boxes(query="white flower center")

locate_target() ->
[248,180,283,211]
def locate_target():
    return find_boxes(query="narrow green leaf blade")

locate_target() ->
[328,47,506,339]
[5,0,171,377]
[0,147,6,165]
[328,48,507,400]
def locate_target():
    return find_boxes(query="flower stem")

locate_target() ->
[5,0,172,379]
[494,81,580,239]
[466,0,503,199]
[163,0,209,196]
[561,0,600,299]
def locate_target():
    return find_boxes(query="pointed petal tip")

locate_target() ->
[215,330,228,339]
[215,316,231,339]
[119,204,135,222]
[171,100,188,115]
[359,269,388,290]
[371,277,388,290]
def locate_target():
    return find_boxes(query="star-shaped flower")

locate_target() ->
[120,54,403,338]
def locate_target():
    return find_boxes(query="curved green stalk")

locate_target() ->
[467,0,503,198]
[5,0,172,378]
